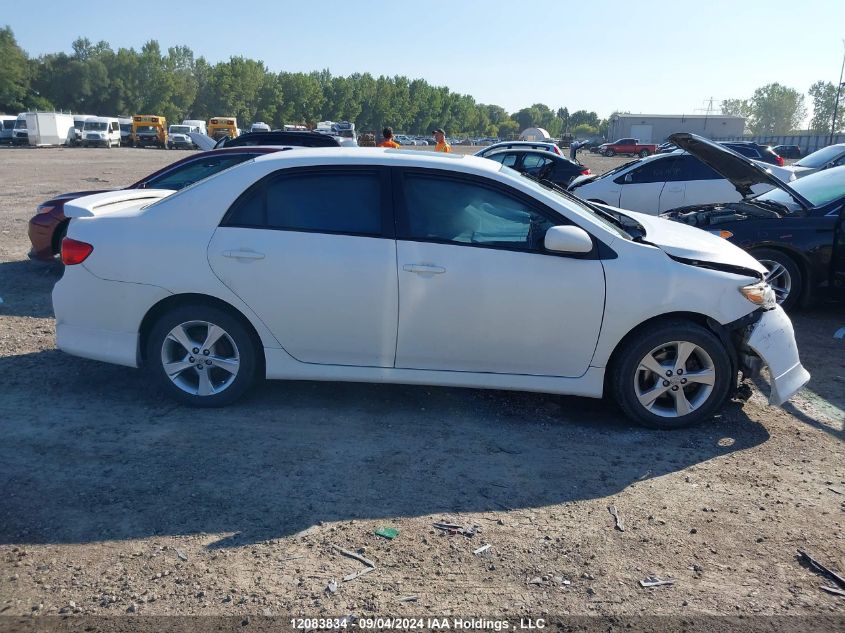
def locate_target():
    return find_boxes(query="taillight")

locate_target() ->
[581,169,591,175]
[775,155,784,166]
[61,238,93,265]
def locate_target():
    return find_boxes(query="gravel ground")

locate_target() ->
[0,146,843,623]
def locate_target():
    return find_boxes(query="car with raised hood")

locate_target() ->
[27,148,284,261]
[53,148,808,429]
[784,143,845,179]
[662,133,845,311]
[568,150,795,215]
[475,140,563,158]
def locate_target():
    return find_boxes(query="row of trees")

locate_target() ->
[1,27,606,138]
[721,81,843,135]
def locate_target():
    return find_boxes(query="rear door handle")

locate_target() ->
[223,249,265,260]
[403,264,446,274]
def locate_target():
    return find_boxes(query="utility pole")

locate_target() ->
[830,39,845,146]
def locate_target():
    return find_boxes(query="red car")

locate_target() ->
[28,147,283,261]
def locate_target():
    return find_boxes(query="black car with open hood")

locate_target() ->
[661,134,845,310]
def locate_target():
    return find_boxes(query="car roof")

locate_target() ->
[221,130,341,148]
[250,147,500,173]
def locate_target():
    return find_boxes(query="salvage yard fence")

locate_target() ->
[713,133,845,154]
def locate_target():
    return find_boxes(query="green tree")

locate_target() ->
[720,98,751,118]
[0,26,31,112]
[571,123,598,138]
[569,110,599,129]
[747,83,806,134]
[808,80,844,133]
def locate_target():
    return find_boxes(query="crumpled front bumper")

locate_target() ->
[743,305,810,405]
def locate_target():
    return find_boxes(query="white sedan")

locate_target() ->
[53,149,809,429]
[569,149,796,215]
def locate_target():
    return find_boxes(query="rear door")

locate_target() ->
[208,166,398,367]
[659,155,741,211]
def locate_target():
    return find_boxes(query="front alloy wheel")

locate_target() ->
[611,320,732,429]
[147,304,258,406]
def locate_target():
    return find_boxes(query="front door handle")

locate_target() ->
[403,264,446,274]
[223,249,265,260]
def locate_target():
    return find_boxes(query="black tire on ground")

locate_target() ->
[751,248,802,311]
[610,320,733,429]
[146,304,259,407]
[605,149,615,157]
[639,149,650,157]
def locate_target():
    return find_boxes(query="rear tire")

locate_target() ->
[610,320,732,429]
[146,304,259,407]
[751,248,802,311]
[639,149,650,157]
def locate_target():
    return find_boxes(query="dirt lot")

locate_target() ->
[0,147,843,624]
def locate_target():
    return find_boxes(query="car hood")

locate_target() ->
[188,131,217,151]
[612,206,766,275]
[669,133,810,209]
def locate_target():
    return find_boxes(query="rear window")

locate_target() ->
[225,171,382,236]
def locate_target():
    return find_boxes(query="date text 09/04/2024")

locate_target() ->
[290,617,547,630]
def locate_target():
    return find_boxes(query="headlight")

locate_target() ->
[37,204,55,215]
[740,281,776,309]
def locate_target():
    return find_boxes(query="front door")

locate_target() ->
[208,167,398,367]
[393,170,605,377]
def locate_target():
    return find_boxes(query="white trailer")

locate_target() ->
[26,112,75,146]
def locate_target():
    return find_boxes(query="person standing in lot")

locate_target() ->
[378,127,401,148]
[432,128,451,153]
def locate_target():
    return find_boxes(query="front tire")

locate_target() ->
[146,304,259,407]
[604,148,615,157]
[752,248,802,311]
[610,320,732,429]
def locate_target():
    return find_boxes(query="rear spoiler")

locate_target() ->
[64,189,175,218]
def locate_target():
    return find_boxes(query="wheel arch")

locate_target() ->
[138,293,266,374]
[602,310,736,393]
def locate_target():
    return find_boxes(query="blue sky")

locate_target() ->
[6,0,845,118]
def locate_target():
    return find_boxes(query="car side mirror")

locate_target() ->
[544,225,593,254]
[624,173,634,183]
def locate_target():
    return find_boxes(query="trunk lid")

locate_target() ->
[63,189,175,219]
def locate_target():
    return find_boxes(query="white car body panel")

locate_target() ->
[395,241,605,376]
[208,228,398,367]
[52,148,809,409]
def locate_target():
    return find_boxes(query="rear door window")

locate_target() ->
[666,155,721,182]
[619,158,677,184]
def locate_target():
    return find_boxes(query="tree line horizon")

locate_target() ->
[0,28,841,139]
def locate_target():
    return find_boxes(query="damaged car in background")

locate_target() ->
[53,149,808,429]
[662,133,845,311]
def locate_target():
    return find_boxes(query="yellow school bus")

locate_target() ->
[131,115,168,148]
[207,117,239,141]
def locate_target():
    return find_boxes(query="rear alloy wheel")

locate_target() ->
[147,305,258,407]
[752,248,801,311]
[611,321,732,429]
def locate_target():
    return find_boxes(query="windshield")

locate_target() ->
[169,126,191,134]
[120,123,131,132]
[2,120,14,130]
[794,145,845,168]
[136,126,157,133]
[753,166,845,211]
[499,165,636,240]
[84,121,108,131]
[14,119,26,129]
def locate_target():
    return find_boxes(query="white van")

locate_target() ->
[250,121,271,133]
[71,114,94,146]
[0,115,16,145]
[181,119,207,136]
[167,124,199,149]
[118,117,132,146]
[81,116,121,148]
[12,113,29,145]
